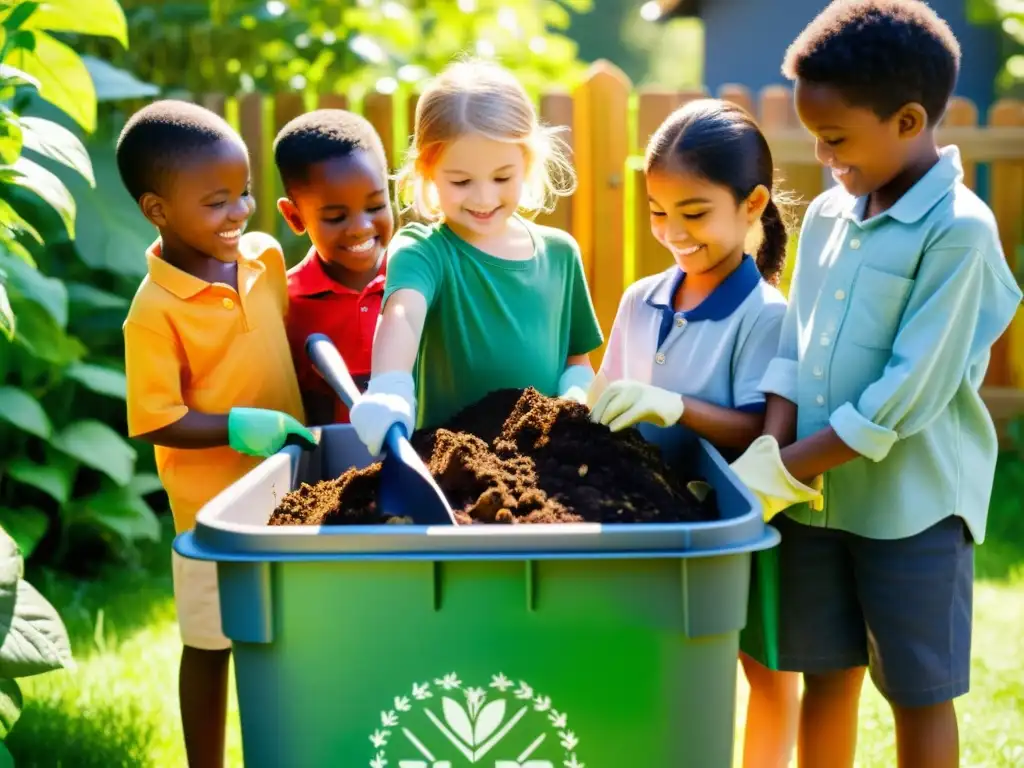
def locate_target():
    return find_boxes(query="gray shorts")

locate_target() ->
[773,514,973,708]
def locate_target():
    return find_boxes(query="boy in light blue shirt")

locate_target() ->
[731,2,1023,767]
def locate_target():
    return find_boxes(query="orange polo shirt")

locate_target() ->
[123,232,305,533]
[285,248,385,424]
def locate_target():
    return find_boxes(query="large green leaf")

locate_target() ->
[23,0,127,46]
[0,530,73,677]
[0,281,11,340]
[0,112,22,166]
[64,141,151,277]
[69,486,160,543]
[5,458,73,504]
[0,507,48,559]
[0,197,43,244]
[10,297,84,366]
[0,677,22,739]
[19,116,93,186]
[82,56,159,102]
[8,30,96,133]
[49,420,135,486]
[0,386,51,439]
[0,64,40,91]
[64,362,126,399]
[129,473,164,497]
[0,249,66,327]
[1,2,40,32]
[0,533,18,589]
[8,155,74,238]
[0,740,12,768]
[66,282,128,311]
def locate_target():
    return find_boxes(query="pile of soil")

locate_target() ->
[269,387,715,526]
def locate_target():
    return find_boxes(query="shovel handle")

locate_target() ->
[306,333,362,410]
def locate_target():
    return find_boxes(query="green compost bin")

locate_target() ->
[174,424,779,768]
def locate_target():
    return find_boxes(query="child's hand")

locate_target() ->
[730,435,823,520]
[588,379,684,432]
[348,371,416,456]
[556,364,596,405]
[228,408,317,457]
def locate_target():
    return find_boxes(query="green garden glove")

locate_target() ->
[228,407,317,457]
[729,435,823,521]
[588,379,684,432]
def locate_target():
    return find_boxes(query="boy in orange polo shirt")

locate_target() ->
[117,101,315,768]
[273,110,395,424]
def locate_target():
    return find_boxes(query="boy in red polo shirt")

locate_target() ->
[273,110,395,424]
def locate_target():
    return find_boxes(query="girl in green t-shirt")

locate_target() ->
[349,59,604,454]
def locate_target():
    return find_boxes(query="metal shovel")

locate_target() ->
[305,333,458,526]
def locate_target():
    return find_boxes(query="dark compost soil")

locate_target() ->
[269,387,716,526]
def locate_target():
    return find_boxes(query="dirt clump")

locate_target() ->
[269,387,715,526]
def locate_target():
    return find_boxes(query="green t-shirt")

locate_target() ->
[383,217,604,428]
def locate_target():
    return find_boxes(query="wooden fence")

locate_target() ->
[184,59,1024,424]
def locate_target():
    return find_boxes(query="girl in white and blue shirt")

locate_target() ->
[588,99,798,768]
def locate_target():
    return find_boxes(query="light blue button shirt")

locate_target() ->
[601,255,787,458]
[760,146,1023,542]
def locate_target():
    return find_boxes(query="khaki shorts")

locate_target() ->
[171,550,231,651]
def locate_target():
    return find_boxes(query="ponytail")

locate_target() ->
[756,198,787,286]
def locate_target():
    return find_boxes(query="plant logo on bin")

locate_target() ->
[368,671,584,767]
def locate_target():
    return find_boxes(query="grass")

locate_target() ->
[7,454,1024,767]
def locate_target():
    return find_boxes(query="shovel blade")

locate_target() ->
[380,423,458,525]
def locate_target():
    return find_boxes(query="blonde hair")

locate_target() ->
[395,58,576,221]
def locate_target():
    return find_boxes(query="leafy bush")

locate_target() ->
[0,0,162,565]
[84,0,594,98]
[968,0,1024,93]
[0,525,74,762]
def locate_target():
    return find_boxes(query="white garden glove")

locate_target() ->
[557,364,596,405]
[730,435,823,521]
[348,371,416,457]
[588,379,684,432]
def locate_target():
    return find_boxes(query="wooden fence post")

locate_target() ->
[573,60,631,364]
[535,90,575,234]
[317,93,349,112]
[718,83,754,117]
[201,94,227,118]
[270,92,305,205]
[942,97,979,190]
[759,84,821,216]
[632,89,684,282]
[237,93,272,233]
[364,92,396,169]
[987,99,1024,388]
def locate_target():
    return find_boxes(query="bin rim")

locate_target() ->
[174,523,780,562]
[182,435,771,559]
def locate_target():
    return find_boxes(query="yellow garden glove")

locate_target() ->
[730,435,823,521]
[588,379,684,432]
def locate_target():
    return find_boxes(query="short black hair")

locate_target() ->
[782,0,961,124]
[115,100,243,202]
[273,109,388,196]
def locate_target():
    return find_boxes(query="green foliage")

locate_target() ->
[967,0,1024,92]
[0,0,162,576]
[86,0,593,99]
[0,526,74,751]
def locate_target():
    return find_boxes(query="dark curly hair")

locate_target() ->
[782,0,961,124]
[645,99,788,286]
[116,100,243,203]
[273,109,388,197]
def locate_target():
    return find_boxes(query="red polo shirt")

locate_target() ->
[286,248,385,424]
